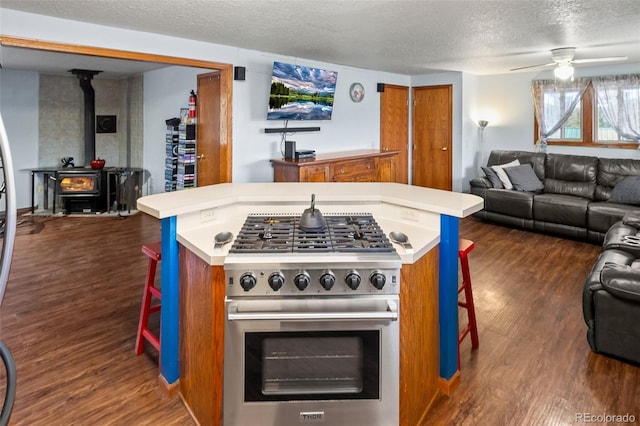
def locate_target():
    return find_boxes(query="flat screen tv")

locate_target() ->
[267,61,338,121]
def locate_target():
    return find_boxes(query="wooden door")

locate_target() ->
[380,84,409,183]
[412,85,452,190]
[197,71,226,186]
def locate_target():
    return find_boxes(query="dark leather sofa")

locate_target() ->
[583,213,640,365]
[470,150,640,242]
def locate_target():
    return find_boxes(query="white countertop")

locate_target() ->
[137,182,484,265]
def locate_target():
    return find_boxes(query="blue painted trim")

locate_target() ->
[160,216,179,384]
[439,214,459,380]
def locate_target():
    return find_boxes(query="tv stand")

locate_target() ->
[270,149,399,183]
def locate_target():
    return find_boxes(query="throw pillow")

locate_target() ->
[504,164,544,192]
[481,166,504,189]
[609,176,640,205]
[491,159,520,190]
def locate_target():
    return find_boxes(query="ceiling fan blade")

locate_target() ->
[572,56,628,64]
[509,62,555,71]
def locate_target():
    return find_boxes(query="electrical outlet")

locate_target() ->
[200,208,217,222]
[401,208,420,221]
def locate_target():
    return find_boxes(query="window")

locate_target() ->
[596,84,639,142]
[546,89,582,140]
[534,76,640,149]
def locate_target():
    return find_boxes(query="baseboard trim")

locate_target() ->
[179,393,202,426]
[158,374,180,398]
[438,371,460,396]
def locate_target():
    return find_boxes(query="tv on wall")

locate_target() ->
[267,61,338,121]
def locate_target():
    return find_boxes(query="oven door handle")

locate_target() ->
[227,300,398,322]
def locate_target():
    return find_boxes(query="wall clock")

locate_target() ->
[349,83,365,103]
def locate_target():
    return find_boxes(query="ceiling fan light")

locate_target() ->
[554,63,574,80]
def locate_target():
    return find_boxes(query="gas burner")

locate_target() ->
[229,214,395,254]
[225,214,401,297]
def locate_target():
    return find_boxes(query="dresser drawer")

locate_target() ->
[299,164,330,182]
[330,158,376,182]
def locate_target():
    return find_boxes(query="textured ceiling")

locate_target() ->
[1,0,640,76]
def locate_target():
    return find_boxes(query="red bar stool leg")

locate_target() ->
[458,239,479,370]
[135,242,162,355]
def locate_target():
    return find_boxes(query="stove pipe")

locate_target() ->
[70,69,102,167]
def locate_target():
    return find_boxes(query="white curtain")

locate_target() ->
[530,78,590,152]
[592,74,640,148]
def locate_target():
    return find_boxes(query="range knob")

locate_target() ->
[294,271,311,291]
[345,270,361,290]
[239,272,257,292]
[268,272,285,291]
[319,271,336,291]
[369,271,386,290]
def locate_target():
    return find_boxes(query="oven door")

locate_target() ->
[223,295,399,426]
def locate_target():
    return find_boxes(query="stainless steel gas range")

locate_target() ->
[223,211,402,426]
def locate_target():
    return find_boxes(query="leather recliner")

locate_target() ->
[583,213,640,365]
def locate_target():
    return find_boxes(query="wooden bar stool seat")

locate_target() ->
[135,241,162,355]
[458,238,479,369]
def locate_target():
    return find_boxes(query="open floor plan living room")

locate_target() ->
[0,1,639,425]
[1,213,639,424]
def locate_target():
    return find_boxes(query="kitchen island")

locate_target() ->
[137,182,483,425]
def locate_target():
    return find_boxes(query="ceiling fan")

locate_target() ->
[510,47,628,79]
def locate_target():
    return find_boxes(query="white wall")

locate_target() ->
[469,62,640,190]
[232,51,409,183]
[461,73,481,190]
[142,53,409,190]
[0,69,40,209]
[143,66,205,194]
[1,8,638,199]
[409,63,640,193]
[1,9,410,193]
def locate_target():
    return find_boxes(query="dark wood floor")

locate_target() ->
[429,218,640,425]
[0,213,192,425]
[0,213,638,425]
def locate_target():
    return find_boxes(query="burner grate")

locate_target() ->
[229,214,394,254]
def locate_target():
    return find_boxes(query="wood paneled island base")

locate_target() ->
[400,247,440,425]
[178,244,440,426]
[179,246,225,426]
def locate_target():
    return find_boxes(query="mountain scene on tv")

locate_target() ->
[267,62,338,120]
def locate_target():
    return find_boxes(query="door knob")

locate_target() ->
[197,154,205,160]
[442,147,448,151]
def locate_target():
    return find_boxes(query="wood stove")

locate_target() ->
[57,169,108,213]
[58,172,101,195]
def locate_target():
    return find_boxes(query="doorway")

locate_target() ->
[380,84,409,184]
[0,35,234,184]
[412,85,452,190]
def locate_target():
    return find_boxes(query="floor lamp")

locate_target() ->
[477,120,489,171]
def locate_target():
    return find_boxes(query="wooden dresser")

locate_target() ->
[270,149,399,182]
